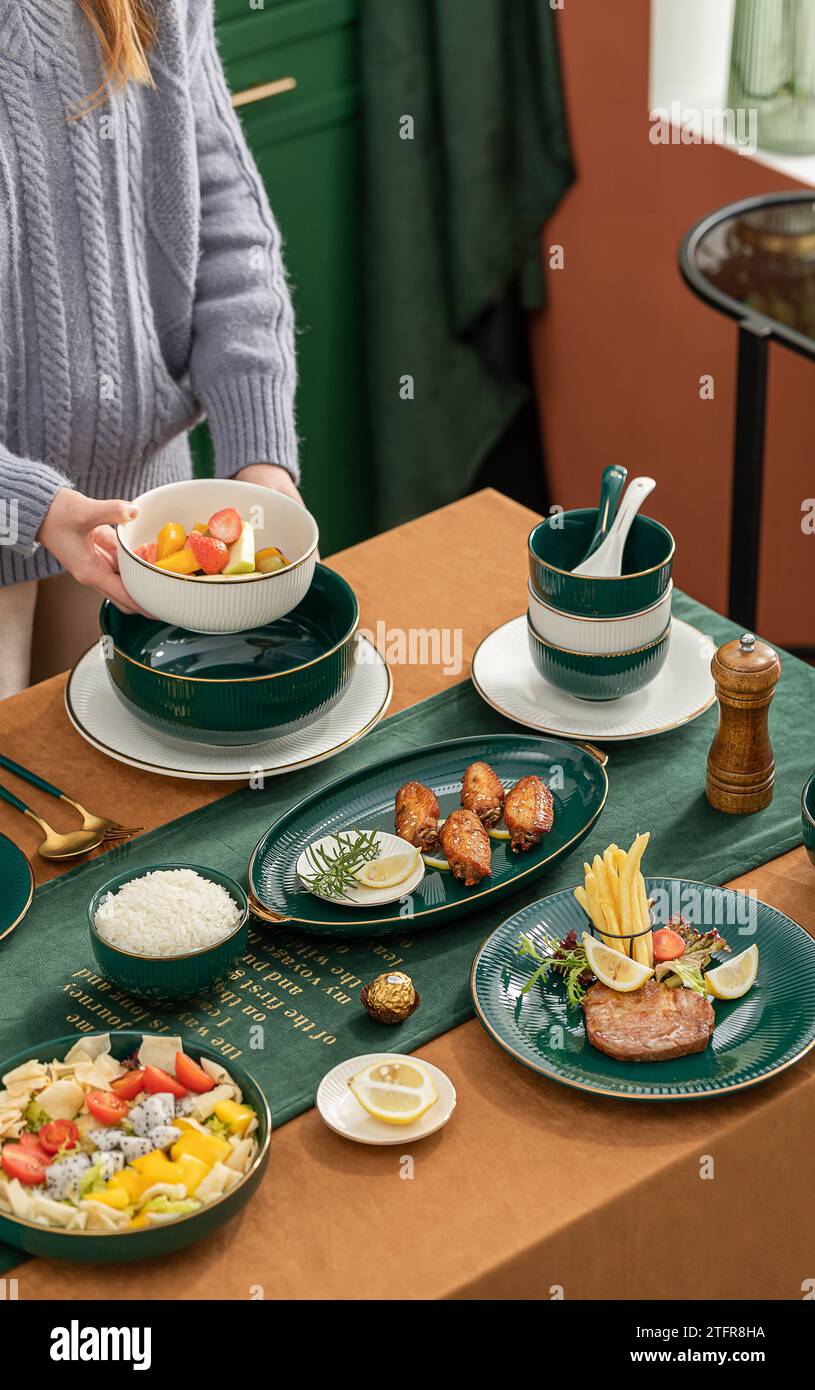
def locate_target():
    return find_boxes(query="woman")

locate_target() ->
[0,0,299,696]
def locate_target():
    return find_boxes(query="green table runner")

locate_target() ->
[0,591,812,1270]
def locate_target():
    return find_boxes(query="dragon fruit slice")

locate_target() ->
[91,1150,125,1180]
[129,1094,175,1136]
[175,1095,195,1118]
[148,1125,182,1151]
[45,1152,91,1202]
[119,1135,154,1162]
[87,1128,123,1152]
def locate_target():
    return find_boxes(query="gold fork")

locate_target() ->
[0,753,143,841]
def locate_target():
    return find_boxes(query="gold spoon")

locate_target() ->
[0,783,103,860]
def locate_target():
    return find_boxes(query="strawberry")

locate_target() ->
[188,529,229,575]
[207,507,242,545]
[135,542,157,565]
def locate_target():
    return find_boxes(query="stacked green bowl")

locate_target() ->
[526,509,675,702]
[100,563,358,744]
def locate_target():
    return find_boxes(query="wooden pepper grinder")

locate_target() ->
[706,632,781,814]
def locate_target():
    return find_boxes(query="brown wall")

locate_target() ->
[531,0,815,649]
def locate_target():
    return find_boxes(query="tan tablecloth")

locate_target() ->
[1,490,812,1300]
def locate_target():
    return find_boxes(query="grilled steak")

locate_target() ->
[582,979,714,1062]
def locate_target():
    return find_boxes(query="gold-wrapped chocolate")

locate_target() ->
[360,971,420,1024]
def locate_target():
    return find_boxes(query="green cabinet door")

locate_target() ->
[192,0,371,556]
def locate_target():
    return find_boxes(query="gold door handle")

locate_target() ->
[232,77,298,109]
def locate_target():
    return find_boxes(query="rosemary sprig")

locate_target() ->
[299,829,382,899]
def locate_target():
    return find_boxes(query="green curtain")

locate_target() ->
[360,0,574,530]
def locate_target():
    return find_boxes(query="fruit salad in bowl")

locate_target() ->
[0,1031,270,1261]
[117,478,318,633]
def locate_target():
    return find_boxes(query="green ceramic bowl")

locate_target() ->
[0,1030,270,1262]
[802,774,815,869]
[99,563,358,745]
[88,864,249,1001]
[528,509,674,617]
[527,615,671,701]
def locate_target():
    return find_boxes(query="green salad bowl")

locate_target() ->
[527,615,671,701]
[802,774,815,869]
[88,863,249,1001]
[528,508,674,617]
[99,562,358,745]
[0,1030,270,1262]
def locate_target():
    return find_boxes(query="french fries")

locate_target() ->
[573,833,654,964]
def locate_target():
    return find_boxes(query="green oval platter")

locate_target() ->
[0,1031,271,1261]
[0,833,33,944]
[249,734,608,936]
[471,878,815,1100]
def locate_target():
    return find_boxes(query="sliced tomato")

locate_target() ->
[1,1143,48,1185]
[174,1052,214,1094]
[111,1069,145,1100]
[652,927,686,963]
[18,1133,50,1161]
[142,1065,187,1099]
[39,1120,79,1156]
[86,1090,130,1125]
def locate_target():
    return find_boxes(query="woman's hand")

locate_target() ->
[37,488,143,613]
[233,463,304,505]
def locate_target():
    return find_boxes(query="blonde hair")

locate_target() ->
[76,0,157,111]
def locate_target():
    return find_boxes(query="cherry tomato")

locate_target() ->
[86,1090,130,1125]
[111,1069,145,1100]
[18,1133,50,1161]
[142,1065,187,1099]
[174,1052,214,1094]
[652,927,686,963]
[39,1120,79,1156]
[1,1143,47,1185]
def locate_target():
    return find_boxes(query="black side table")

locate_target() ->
[680,191,815,634]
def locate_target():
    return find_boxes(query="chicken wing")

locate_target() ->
[461,761,505,828]
[440,808,491,886]
[503,774,555,852]
[395,780,440,851]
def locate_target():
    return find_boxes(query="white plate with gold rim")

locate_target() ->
[65,636,392,781]
[316,1053,456,1145]
[296,831,425,906]
[471,615,715,742]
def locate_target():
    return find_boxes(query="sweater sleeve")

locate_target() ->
[187,2,299,481]
[0,444,72,557]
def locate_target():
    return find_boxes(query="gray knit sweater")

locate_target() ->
[0,0,298,585]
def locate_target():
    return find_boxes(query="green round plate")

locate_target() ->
[249,734,608,936]
[471,878,815,1100]
[0,833,33,944]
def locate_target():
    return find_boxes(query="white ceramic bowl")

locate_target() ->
[117,479,319,634]
[527,578,673,654]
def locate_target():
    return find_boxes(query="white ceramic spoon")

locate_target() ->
[571,476,656,577]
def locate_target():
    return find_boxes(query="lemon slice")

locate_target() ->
[488,826,510,841]
[583,931,654,992]
[356,850,420,890]
[422,852,450,871]
[349,1060,438,1126]
[704,944,758,1000]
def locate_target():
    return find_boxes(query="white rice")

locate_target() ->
[93,868,242,957]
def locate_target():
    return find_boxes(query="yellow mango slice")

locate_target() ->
[156,522,186,561]
[156,547,200,575]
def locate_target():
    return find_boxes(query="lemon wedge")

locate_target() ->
[422,852,451,871]
[355,851,419,890]
[349,1060,438,1125]
[488,826,510,841]
[583,931,654,992]
[704,944,758,1000]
